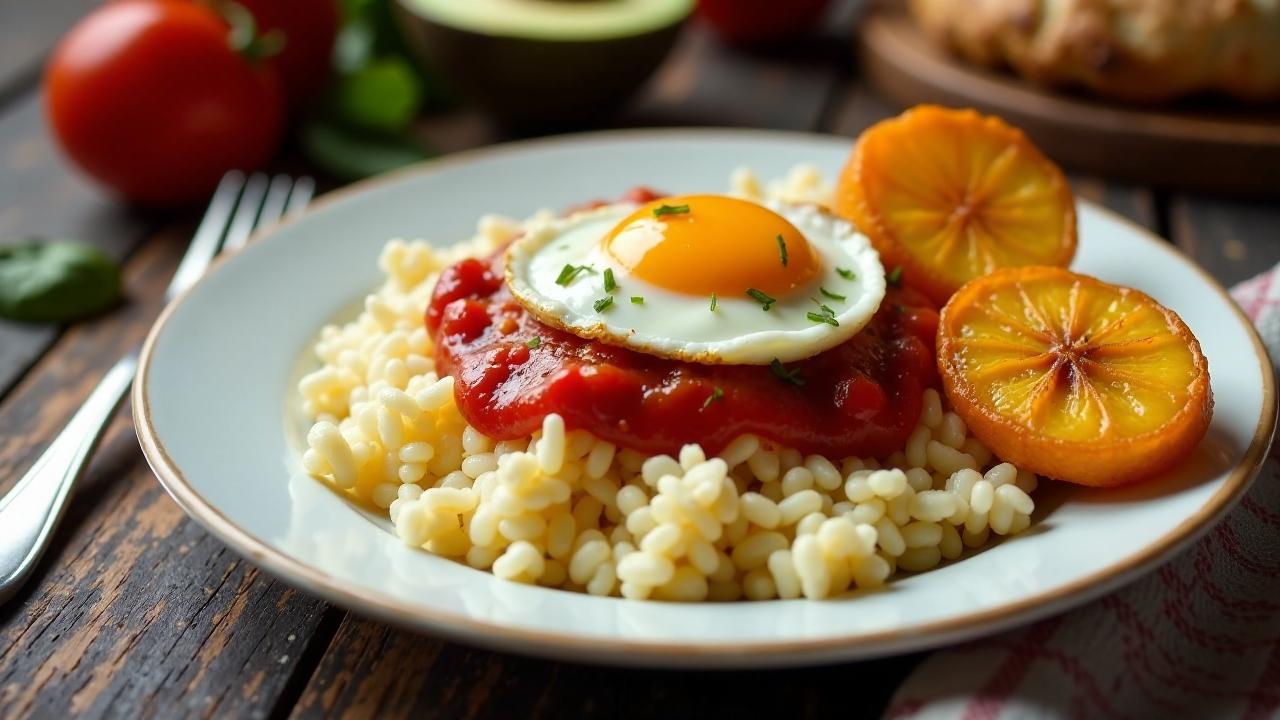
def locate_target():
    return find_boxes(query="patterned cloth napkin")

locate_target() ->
[886,269,1280,719]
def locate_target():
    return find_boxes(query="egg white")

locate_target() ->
[505,199,886,365]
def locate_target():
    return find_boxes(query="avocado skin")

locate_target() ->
[395,1,687,128]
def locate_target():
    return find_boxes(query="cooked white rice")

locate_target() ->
[297,168,1038,602]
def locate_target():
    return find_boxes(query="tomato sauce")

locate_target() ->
[426,241,940,460]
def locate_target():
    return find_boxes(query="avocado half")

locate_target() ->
[395,0,694,127]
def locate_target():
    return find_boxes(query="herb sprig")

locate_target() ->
[702,386,725,410]
[555,263,595,286]
[807,300,840,327]
[819,286,845,301]
[746,288,776,311]
[653,204,690,218]
[593,296,614,312]
[837,267,856,281]
[770,359,805,386]
[776,234,788,267]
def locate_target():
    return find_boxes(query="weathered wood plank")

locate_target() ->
[1070,177,1158,231]
[416,109,502,157]
[288,615,918,720]
[0,90,157,398]
[825,77,897,137]
[618,22,845,131]
[1170,195,1280,289]
[0,232,335,719]
[0,0,99,100]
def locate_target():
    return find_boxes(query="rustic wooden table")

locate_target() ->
[1,2,1278,718]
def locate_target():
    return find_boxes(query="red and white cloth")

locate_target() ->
[887,270,1280,719]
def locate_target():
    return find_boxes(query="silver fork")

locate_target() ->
[0,172,315,605]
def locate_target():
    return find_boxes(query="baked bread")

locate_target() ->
[909,0,1280,102]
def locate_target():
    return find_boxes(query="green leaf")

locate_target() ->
[333,57,423,134]
[0,240,121,323]
[332,0,455,111]
[300,119,433,181]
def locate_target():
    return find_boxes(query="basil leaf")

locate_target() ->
[300,119,433,181]
[0,240,121,323]
[333,57,423,134]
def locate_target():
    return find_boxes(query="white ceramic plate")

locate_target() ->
[135,130,1275,668]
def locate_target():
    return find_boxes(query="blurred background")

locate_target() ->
[5,0,1278,327]
[1,0,1278,366]
[32,0,870,202]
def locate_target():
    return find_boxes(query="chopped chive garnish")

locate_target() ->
[593,295,614,312]
[746,288,776,311]
[807,299,840,327]
[701,386,725,410]
[653,203,690,218]
[526,337,541,349]
[603,268,616,293]
[819,286,846,301]
[837,267,856,280]
[770,359,805,386]
[812,299,836,315]
[807,311,839,327]
[888,266,903,286]
[630,296,644,304]
[555,263,595,286]
[709,293,718,312]
[776,234,788,267]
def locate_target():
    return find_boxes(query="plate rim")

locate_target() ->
[133,127,1278,664]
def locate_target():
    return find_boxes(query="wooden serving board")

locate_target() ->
[859,4,1280,198]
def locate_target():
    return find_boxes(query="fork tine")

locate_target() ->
[285,176,316,217]
[221,172,270,253]
[165,171,246,302]
[257,174,294,229]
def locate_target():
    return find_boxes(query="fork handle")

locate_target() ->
[0,353,137,604]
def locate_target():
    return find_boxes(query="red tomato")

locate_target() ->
[234,0,338,111]
[698,0,832,44]
[45,0,283,206]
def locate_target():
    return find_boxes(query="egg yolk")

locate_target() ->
[602,195,821,298]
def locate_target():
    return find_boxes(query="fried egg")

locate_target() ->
[505,194,885,365]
